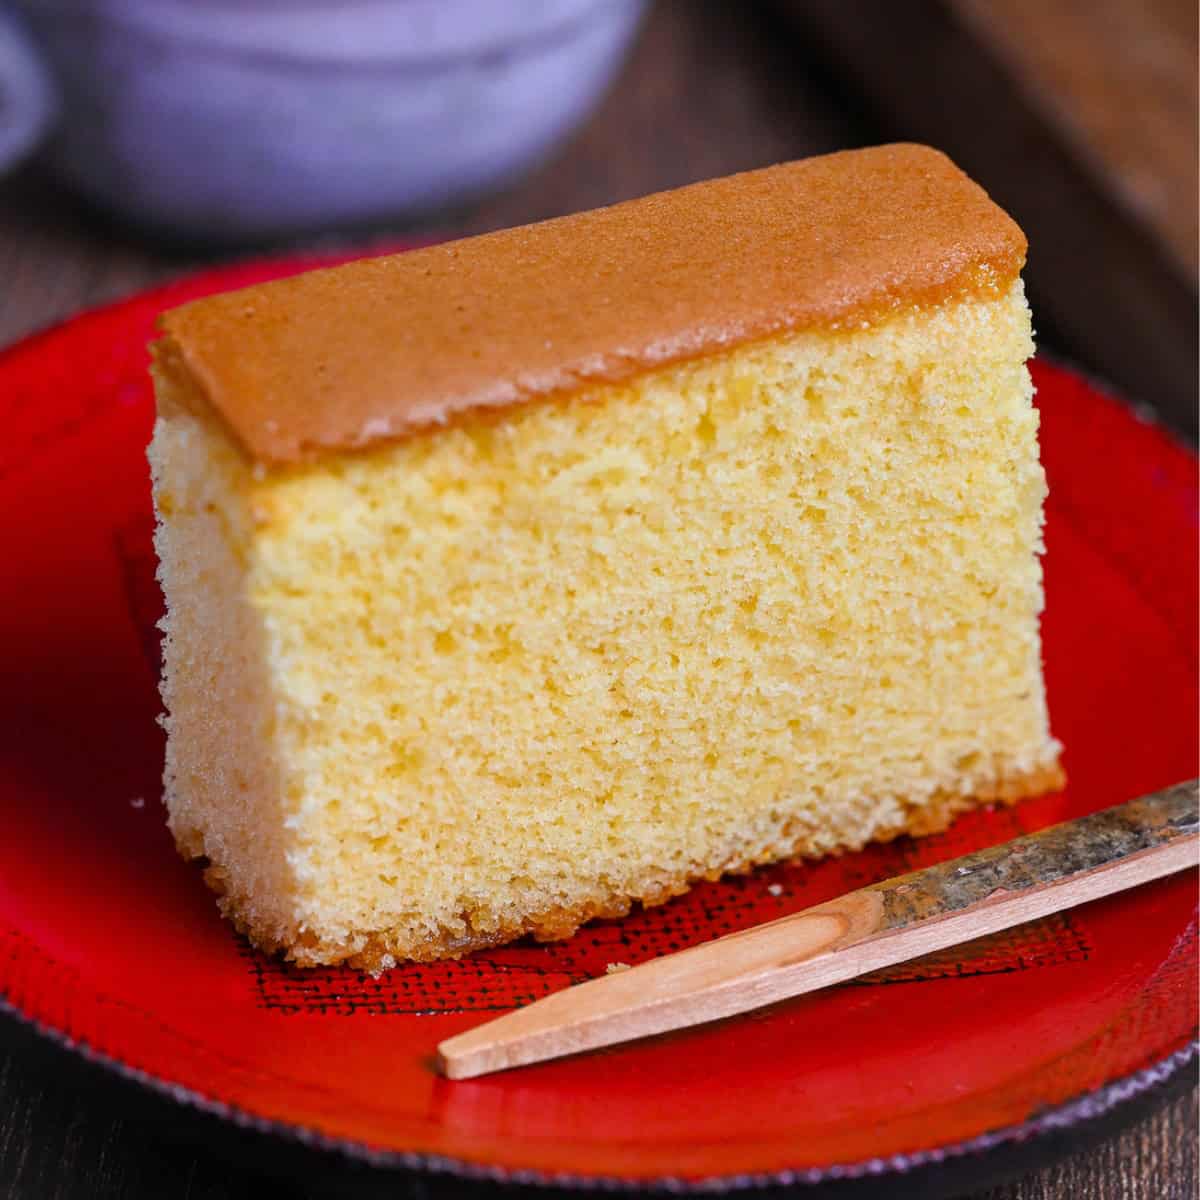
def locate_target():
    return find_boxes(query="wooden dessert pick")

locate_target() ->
[438,780,1199,1080]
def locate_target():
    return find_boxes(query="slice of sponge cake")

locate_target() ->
[149,144,1063,970]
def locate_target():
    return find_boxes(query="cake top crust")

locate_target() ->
[153,144,1026,464]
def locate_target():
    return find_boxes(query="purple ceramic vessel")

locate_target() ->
[0,0,645,242]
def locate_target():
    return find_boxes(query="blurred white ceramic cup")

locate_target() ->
[0,0,644,242]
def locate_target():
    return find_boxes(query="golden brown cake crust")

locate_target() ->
[196,760,1064,971]
[153,144,1026,465]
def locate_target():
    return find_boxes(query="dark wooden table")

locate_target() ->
[1,3,1195,1197]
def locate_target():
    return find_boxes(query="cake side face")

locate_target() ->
[152,279,1061,969]
[149,392,305,953]
[153,144,1026,464]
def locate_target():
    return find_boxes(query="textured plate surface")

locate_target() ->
[0,255,1196,1187]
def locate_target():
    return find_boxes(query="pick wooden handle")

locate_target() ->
[438,780,1199,1080]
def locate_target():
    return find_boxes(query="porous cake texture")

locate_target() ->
[149,144,1062,969]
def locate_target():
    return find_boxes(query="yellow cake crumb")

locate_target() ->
[149,277,1060,969]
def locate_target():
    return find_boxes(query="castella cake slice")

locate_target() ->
[149,143,1063,970]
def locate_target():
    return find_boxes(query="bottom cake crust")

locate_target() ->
[190,761,1065,972]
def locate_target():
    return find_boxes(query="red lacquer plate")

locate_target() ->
[0,253,1196,1189]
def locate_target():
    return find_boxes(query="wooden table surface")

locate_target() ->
[0,3,1195,1197]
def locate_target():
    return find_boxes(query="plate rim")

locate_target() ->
[1,986,1196,1191]
[1,271,1196,1190]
